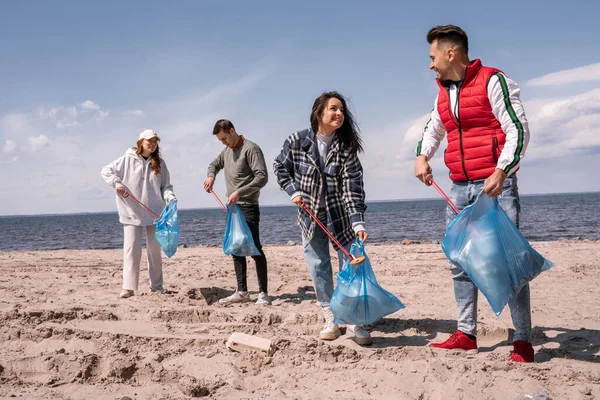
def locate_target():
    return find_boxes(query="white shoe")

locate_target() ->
[256,292,272,305]
[119,289,134,299]
[150,286,165,293]
[218,291,251,305]
[319,306,341,341]
[348,325,373,346]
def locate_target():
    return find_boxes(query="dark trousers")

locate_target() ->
[232,203,268,293]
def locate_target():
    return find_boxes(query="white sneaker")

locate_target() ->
[218,291,251,305]
[319,306,341,341]
[348,325,373,346]
[256,292,272,305]
[119,289,134,299]
[150,286,165,293]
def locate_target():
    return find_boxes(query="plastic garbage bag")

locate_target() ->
[223,204,261,257]
[442,192,554,316]
[155,200,180,258]
[330,238,405,325]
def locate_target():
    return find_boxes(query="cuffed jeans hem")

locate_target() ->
[457,324,477,337]
[513,331,532,342]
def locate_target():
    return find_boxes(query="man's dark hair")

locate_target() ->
[427,25,469,53]
[212,119,235,135]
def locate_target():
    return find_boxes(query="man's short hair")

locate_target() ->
[212,119,235,135]
[427,25,469,53]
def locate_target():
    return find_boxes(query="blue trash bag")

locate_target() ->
[223,204,261,257]
[330,238,405,325]
[442,192,554,316]
[155,200,180,258]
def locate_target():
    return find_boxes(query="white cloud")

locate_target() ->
[3,139,17,153]
[40,106,78,121]
[39,107,59,120]
[38,100,109,129]
[526,88,600,158]
[123,109,146,117]
[27,135,51,152]
[56,120,83,130]
[96,110,109,120]
[78,100,100,111]
[1,113,29,132]
[399,114,431,161]
[526,62,600,87]
[66,106,78,118]
[1,113,44,151]
[40,106,79,130]
[1,156,19,164]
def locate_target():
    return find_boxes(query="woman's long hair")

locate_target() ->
[310,91,363,154]
[135,139,161,175]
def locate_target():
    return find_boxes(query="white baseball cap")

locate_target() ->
[138,129,160,141]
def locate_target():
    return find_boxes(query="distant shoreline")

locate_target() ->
[1,237,597,253]
[1,190,598,218]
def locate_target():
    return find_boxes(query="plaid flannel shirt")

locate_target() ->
[273,128,366,249]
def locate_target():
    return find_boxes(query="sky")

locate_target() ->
[1,0,599,216]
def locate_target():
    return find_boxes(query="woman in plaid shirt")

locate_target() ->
[274,91,372,346]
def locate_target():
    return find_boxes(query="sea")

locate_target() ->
[0,192,598,251]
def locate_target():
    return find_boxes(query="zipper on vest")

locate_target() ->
[448,85,470,181]
[492,137,499,162]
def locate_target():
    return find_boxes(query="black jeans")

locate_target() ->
[232,204,268,293]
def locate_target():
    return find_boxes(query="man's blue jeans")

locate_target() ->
[446,176,532,342]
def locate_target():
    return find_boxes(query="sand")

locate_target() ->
[0,240,599,400]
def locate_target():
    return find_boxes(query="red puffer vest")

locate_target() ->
[437,59,504,182]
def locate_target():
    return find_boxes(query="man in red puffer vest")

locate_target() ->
[414,25,534,362]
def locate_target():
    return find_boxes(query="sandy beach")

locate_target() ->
[0,240,599,400]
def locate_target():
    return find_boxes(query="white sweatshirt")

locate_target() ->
[101,148,175,226]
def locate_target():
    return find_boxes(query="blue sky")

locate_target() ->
[1,0,599,215]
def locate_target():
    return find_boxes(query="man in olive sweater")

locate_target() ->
[203,119,270,305]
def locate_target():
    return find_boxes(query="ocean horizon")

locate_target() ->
[2,190,598,218]
[1,192,598,251]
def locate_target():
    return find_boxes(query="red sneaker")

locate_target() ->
[430,331,478,353]
[510,340,534,363]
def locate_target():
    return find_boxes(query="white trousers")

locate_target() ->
[122,224,163,291]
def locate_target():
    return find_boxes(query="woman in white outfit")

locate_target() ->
[101,129,176,298]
